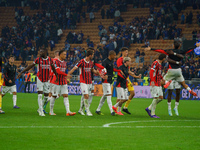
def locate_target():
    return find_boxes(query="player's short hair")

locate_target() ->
[174,40,180,49]
[86,49,94,57]
[87,47,95,51]
[109,50,116,56]
[123,57,131,63]
[8,55,15,59]
[54,50,59,55]
[59,49,66,56]
[121,47,128,52]
[158,54,166,60]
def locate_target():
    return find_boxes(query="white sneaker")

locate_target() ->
[78,110,85,115]
[38,110,45,116]
[0,109,5,114]
[174,108,179,116]
[86,111,93,116]
[168,109,173,116]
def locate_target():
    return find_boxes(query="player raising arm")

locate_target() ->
[144,40,200,96]
[17,48,58,116]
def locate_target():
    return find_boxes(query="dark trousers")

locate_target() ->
[24,81,30,93]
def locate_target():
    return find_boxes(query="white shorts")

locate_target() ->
[150,86,163,98]
[52,84,68,96]
[2,85,17,95]
[49,83,54,93]
[80,83,92,95]
[102,83,112,95]
[37,77,50,93]
[116,87,128,100]
[167,80,181,90]
[91,80,94,91]
[164,68,184,83]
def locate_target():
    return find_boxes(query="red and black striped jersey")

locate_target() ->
[76,59,94,84]
[150,60,163,86]
[34,56,53,82]
[49,58,58,83]
[52,59,67,85]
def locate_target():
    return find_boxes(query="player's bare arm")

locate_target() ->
[92,68,107,79]
[128,71,141,79]
[17,63,35,78]
[50,63,58,82]
[68,66,78,75]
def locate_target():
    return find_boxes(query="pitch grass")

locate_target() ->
[1,93,200,150]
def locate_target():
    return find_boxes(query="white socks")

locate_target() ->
[47,96,51,102]
[118,106,121,112]
[64,97,70,113]
[175,102,179,109]
[88,94,93,108]
[168,102,179,109]
[79,95,84,111]
[107,96,113,113]
[50,97,56,114]
[84,99,89,112]
[148,99,162,111]
[96,95,106,111]
[114,102,119,108]
[186,87,191,92]
[38,94,43,112]
[42,96,48,106]
[13,95,17,106]
[168,102,171,110]
[151,99,157,116]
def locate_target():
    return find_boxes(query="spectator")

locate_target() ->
[181,13,185,24]
[140,49,145,63]
[135,48,140,63]
[192,29,197,40]
[89,11,95,23]
[98,22,104,31]
[86,36,90,45]
[82,11,86,23]
[49,40,55,51]
[101,8,105,19]
[57,28,63,41]
[106,9,110,19]
[65,41,70,51]
[114,9,120,18]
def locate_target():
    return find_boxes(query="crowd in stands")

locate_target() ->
[1,0,200,80]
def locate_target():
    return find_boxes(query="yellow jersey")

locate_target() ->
[0,72,3,86]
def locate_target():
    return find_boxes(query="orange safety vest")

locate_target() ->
[25,73,31,82]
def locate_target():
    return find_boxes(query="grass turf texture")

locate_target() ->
[1,93,200,150]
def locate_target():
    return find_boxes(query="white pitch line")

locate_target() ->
[103,120,200,127]
[0,125,200,129]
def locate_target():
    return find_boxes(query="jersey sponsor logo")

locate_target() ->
[84,68,91,72]
[41,64,50,69]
